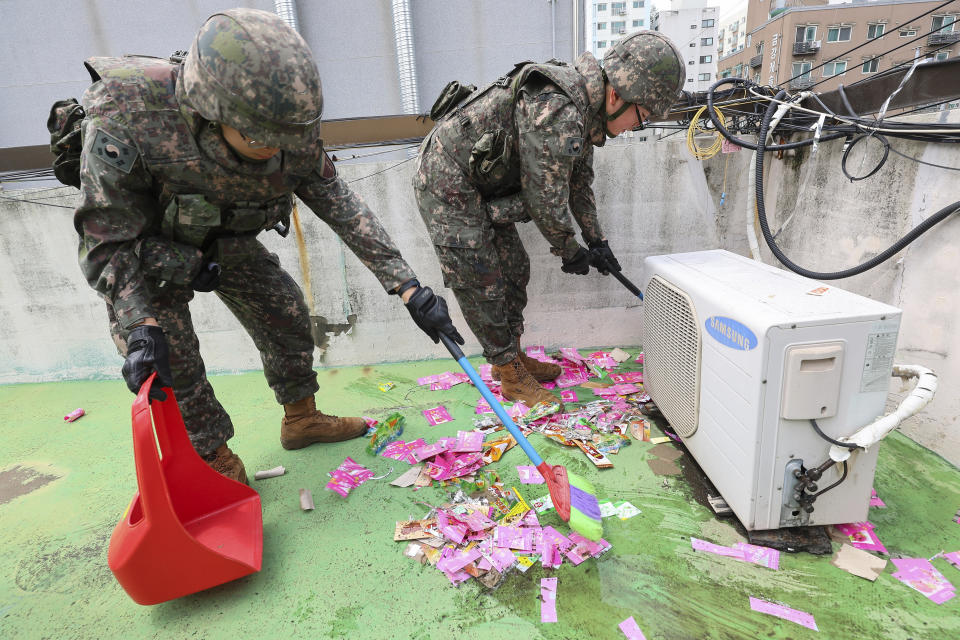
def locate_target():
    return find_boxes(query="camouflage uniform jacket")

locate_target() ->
[418,52,608,260]
[74,55,415,329]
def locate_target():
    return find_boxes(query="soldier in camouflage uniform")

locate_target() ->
[414,31,684,408]
[74,8,461,484]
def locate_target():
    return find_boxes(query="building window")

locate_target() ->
[700,55,713,63]
[687,78,693,82]
[612,21,626,32]
[862,58,879,73]
[827,26,852,42]
[795,25,817,43]
[689,60,695,65]
[596,3,607,10]
[702,19,715,28]
[935,50,950,61]
[756,42,764,55]
[822,60,847,76]
[633,1,644,8]
[691,24,698,29]
[701,37,714,46]
[900,28,917,37]
[597,40,607,48]
[633,20,644,27]
[867,23,885,39]
[754,72,761,83]
[690,43,696,47]
[597,22,607,30]
[611,1,626,11]
[698,73,711,81]
[792,61,812,80]
[932,15,957,33]
[747,33,752,47]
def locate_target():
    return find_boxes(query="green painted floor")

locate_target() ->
[1,351,959,639]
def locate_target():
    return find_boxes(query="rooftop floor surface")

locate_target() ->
[1,350,958,639]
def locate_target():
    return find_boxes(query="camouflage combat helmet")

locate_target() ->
[177,8,323,150]
[602,30,684,120]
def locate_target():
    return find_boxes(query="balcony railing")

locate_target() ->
[749,54,763,68]
[789,77,815,90]
[793,40,820,55]
[928,31,960,46]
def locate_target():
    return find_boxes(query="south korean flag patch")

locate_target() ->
[92,129,139,174]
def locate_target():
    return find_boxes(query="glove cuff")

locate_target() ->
[394,278,421,297]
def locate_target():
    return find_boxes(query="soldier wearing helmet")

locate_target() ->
[413,30,683,408]
[74,8,461,483]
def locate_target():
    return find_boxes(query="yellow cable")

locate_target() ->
[686,105,725,160]
[291,202,314,314]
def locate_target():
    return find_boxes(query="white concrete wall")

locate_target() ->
[3,113,958,465]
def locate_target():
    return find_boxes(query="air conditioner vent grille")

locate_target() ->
[643,275,702,437]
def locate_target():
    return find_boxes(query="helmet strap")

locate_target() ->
[601,73,632,137]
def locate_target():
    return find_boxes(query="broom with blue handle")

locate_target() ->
[438,332,603,541]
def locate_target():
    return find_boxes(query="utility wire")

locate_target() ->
[782,0,958,86]
[0,194,75,209]
[346,156,416,184]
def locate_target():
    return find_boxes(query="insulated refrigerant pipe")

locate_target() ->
[828,364,938,462]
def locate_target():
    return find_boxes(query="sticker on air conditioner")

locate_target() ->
[705,316,757,351]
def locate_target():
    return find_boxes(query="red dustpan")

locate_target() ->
[108,373,262,605]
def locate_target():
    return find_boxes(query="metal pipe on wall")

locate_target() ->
[274,0,300,32]
[551,0,557,59]
[391,0,420,115]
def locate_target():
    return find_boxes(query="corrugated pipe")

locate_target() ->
[274,0,300,32]
[391,0,420,114]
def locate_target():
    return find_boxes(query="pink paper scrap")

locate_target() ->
[560,389,579,403]
[437,548,482,574]
[556,372,588,388]
[542,381,557,390]
[635,353,644,364]
[517,465,546,484]
[437,510,468,544]
[412,439,451,462]
[559,347,586,364]
[749,597,817,631]
[691,538,745,559]
[463,509,496,532]
[944,551,960,570]
[520,510,540,527]
[430,382,452,391]
[455,430,484,452]
[618,617,647,640]
[489,547,518,572]
[540,578,558,623]
[478,364,493,381]
[507,402,530,419]
[380,438,427,464]
[475,397,494,414]
[609,371,644,384]
[835,522,887,553]
[734,542,780,570]
[423,405,454,426]
[891,558,956,604]
[869,488,886,507]
[417,374,440,386]
[589,351,619,369]
[611,383,641,395]
[324,457,375,498]
[525,345,548,360]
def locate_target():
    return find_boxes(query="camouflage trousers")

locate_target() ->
[108,240,318,456]
[414,140,530,366]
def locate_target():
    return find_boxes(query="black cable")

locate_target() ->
[0,194,76,209]
[346,156,415,184]
[755,89,960,279]
[706,78,847,151]
[889,144,960,171]
[810,419,859,449]
[811,460,848,498]
[896,94,960,117]
[840,133,890,181]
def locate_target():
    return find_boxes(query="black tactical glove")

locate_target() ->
[560,247,591,275]
[587,239,621,275]
[405,286,465,345]
[121,325,174,402]
[190,261,221,292]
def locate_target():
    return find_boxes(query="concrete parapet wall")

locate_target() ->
[2,115,958,464]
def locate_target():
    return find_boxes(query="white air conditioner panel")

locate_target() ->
[642,250,900,530]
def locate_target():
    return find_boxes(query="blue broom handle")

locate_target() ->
[439,333,544,467]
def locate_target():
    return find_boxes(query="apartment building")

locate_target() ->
[719,0,958,92]
[652,0,721,93]
[717,0,749,59]
[587,0,653,59]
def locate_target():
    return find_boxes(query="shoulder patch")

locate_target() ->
[562,136,584,157]
[92,129,139,173]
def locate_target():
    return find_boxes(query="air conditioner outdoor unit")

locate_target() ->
[641,250,901,531]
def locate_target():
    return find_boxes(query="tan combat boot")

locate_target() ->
[280,396,367,450]
[204,444,248,485]
[492,350,562,382]
[492,358,563,410]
